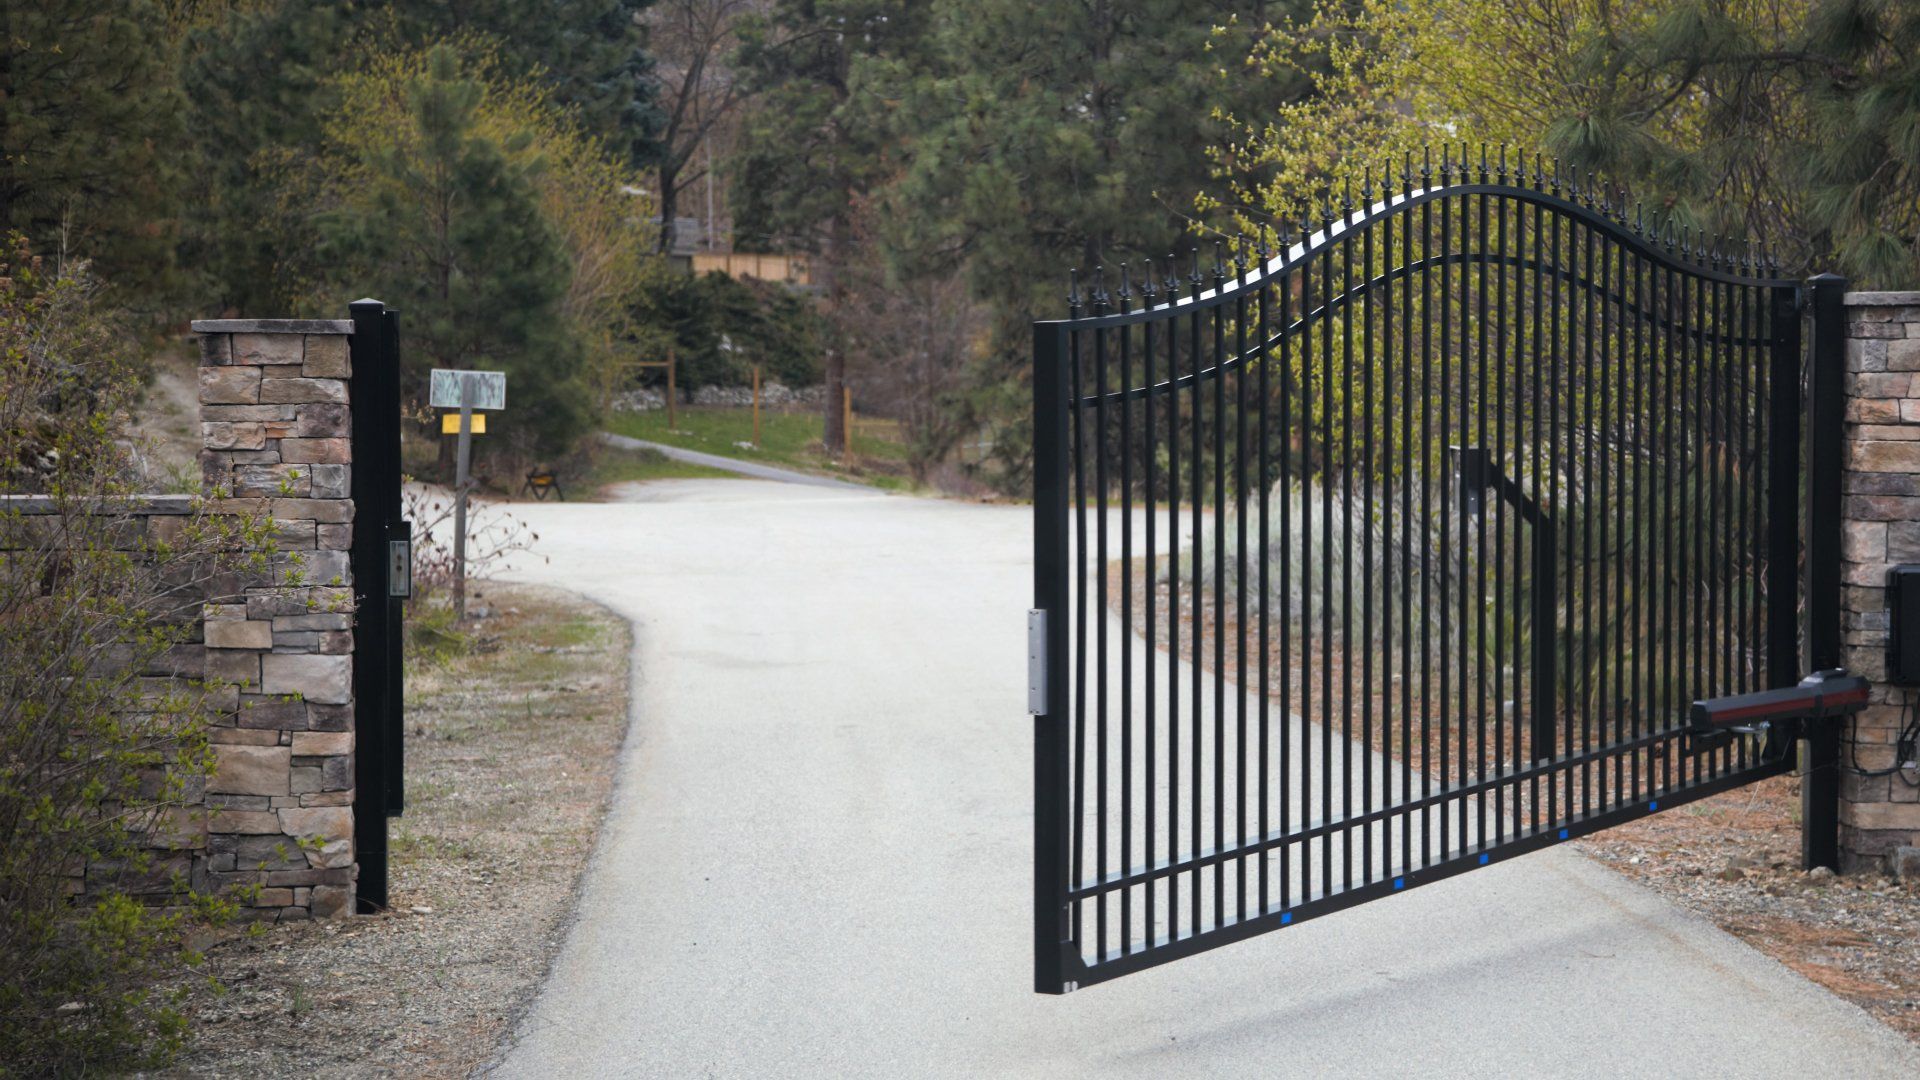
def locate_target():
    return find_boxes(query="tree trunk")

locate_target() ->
[820,207,848,456]
[657,160,680,254]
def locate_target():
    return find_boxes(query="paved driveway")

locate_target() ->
[493,479,1919,1078]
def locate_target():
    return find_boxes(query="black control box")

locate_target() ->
[1889,565,1920,685]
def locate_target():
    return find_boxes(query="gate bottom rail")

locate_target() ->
[1067,724,1778,903]
[1059,754,1794,989]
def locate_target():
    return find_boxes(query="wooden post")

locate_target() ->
[666,348,678,431]
[752,364,762,448]
[843,384,854,458]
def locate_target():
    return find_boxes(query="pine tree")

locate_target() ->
[732,0,933,454]
[871,0,1311,483]
[316,47,588,458]
[0,0,184,305]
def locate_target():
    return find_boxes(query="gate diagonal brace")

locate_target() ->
[1685,669,1869,754]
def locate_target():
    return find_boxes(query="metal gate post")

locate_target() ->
[1032,320,1073,994]
[349,298,406,912]
[1802,273,1848,870]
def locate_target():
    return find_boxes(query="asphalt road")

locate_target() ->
[492,479,1919,1078]
[599,431,875,491]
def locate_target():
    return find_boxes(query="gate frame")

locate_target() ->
[1030,177,1853,992]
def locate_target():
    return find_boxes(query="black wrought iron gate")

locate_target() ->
[1030,157,1848,993]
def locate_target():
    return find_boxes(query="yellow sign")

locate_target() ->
[441,412,487,435]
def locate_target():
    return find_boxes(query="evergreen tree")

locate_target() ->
[315,47,588,457]
[179,2,350,315]
[733,0,932,454]
[872,0,1311,483]
[0,0,184,306]
[388,0,663,166]
[1795,0,1919,285]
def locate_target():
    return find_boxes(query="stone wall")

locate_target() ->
[1837,291,1920,873]
[3,320,363,919]
[189,319,358,918]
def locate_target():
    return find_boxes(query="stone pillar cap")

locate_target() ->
[1843,291,1920,307]
[189,319,355,334]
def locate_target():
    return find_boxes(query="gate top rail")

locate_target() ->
[1050,168,1796,333]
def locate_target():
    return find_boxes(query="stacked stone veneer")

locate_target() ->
[191,319,358,918]
[1837,292,1920,873]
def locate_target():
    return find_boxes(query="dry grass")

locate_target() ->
[158,582,631,1077]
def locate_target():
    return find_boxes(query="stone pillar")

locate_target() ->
[191,319,358,918]
[1837,292,1920,874]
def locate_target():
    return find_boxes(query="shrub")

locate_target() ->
[0,239,265,1075]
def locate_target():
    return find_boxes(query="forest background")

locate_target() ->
[5,0,1915,484]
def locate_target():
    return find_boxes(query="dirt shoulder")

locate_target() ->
[1576,777,1920,1042]
[159,581,630,1077]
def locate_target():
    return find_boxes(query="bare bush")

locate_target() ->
[0,240,271,1073]
[401,486,545,605]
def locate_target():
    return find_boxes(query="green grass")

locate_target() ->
[583,444,737,491]
[605,406,913,489]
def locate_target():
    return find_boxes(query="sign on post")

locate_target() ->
[429,368,507,623]
[429,369,507,411]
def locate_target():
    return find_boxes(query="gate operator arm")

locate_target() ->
[1688,669,1869,735]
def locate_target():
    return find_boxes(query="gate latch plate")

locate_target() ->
[388,539,412,598]
[1028,609,1047,715]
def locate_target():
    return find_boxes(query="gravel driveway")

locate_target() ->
[492,478,1920,1078]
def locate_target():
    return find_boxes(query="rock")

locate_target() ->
[305,837,352,870]
[307,463,350,499]
[277,806,350,844]
[301,334,350,378]
[205,619,273,650]
[209,809,283,835]
[1892,845,1920,886]
[261,653,351,705]
[279,438,350,465]
[310,885,351,919]
[290,731,351,756]
[259,377,348,405]
[1808,865,1837,882]
[231,333,306,367]
[210,745,291,796]
[201,366,262,404]
[1718,867,1746,882]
